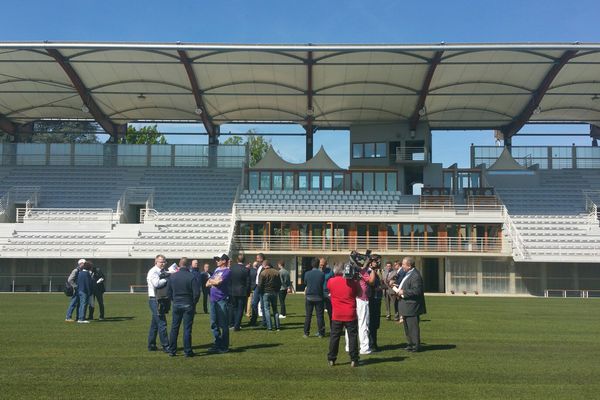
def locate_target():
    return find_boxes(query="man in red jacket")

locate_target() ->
[326,263,362,367]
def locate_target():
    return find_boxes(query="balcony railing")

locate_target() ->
[395,146,426,162]
[234,235,505,254]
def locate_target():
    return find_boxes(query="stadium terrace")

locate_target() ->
[1,41,600,296]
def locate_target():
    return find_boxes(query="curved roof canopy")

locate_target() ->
[1,42,600,137]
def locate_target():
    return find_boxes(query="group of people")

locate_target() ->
[325,255,427,367]
[146,252,294,357]
[64,258,106,323]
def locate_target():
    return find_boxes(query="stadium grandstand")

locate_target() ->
[1,41,600,296]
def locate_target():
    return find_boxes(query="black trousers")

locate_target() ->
[402,315,421,348]
[368,297,382,349]
[88,291,105,319]
[323,296,332,326]
[202,289,210,313]
[279,290,288,316]
[304,299,325,336]
[231,295,247,329]
[328,319,359,362]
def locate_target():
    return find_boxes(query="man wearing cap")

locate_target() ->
[146,254,170,352]
[65,258,85,322]
[206,254,232,353]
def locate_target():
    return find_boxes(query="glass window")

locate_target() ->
[260,172,271,190]
[272,172,283,190]
[333,173,344,191]
[375,173,385,191]
[443,172,454,190]
[249,171,259,190]
[413,224,425,237]
[401,224,411,237]
[364,143,375,158]
[352,172,363,190]
[363,172,374,191]
[376,143,386,158]
[387,224,398,237]
[323,174,332,190]
[239,223,251,235]
[310,172,321,190]
[252,223,265,236]
[386,172,397,191]
[352,143,363,158]
[284,172,294,190]
[298,172,308,191]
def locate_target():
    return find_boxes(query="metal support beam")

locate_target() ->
[305,51,315,160]
[46,48,119,136]
[177,50,216,137]
[501,50,577,138]
[0,113,18,136]
[409,51,443,130]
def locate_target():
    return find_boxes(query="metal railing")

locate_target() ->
[500,206,528,261]
[233,235,504,254]
[395,146,426,162]
[118,187,154,223]
[139,208,159,223]
[235,201,505,217]
[584,191,600,230]
[16,207,116,225]
[544,289,600,298]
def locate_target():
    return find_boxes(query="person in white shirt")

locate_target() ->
[147,254,170,352]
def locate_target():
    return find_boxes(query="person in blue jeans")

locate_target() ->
[76,261,94,324]
[146,255,170,352]
[65,259,85,321]
[207,254,232,353]
[259,261,282,330]
[167,262,199,357]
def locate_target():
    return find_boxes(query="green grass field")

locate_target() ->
[1,293,599,399]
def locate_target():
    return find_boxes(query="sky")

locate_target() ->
[3,0,600,167]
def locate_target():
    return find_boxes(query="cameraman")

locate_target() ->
[146,254,170,352]
[326,263,361,367]
[345,253,376,355]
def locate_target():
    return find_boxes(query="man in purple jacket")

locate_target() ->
[206,254,231,353]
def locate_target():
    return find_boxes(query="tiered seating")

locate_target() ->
[237,190,409,216]
[131,212,233,256]
[139,168,241,212]
[490,169,600,260]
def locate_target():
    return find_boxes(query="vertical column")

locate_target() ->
[208,126,220,168]
[572,144,577,169]
[305,125,314,161]
[105,259,112,292]
[42,259,49,290]
[438,257,445,293]
[11,258,17,290]
[540,263,547,293]
[572,264,579,290]
[445,258,452,294]
[146,143,152,167]
[476,258,483,293]
[547,146,553,170]
[508,260,516,294]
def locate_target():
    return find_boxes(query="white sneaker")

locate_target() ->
[279,315,286,319]
[77,320,90,324]
[360,349,372,355]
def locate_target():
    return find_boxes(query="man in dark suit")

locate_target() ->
[230,253,251,331]
[396,256,426,352]
[167,262,200,357]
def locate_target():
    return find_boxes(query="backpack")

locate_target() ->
[63,285,74,297]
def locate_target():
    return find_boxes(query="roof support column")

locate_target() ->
[305,50,315,161]
[208,125,220,168]
[305,124,314,161]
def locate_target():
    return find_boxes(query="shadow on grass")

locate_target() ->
[361,355,406,365]
[420,344,456,352]
[94,316,135,322]
[188,342,282,357]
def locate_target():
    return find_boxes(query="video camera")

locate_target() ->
[343,250,382,279]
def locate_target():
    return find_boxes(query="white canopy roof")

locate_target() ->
[1,42,600,136]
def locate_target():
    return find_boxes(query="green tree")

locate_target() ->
[32,121,100,143]
[223,130,270,166]
[120,125,167,144]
